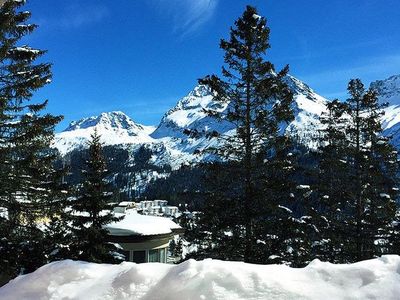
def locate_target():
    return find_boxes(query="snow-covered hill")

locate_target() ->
[1,256,400,299]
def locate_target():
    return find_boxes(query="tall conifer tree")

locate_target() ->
[312,100,353,263]
[0,0,63,277]
[346,80,398,260]
[196,6,297,263]
[69,130,122,263]
[315,79,398,262]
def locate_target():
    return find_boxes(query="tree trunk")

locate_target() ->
[244,56,253,263]
[355,98,363,261]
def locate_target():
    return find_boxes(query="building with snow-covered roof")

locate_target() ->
[106,211,183,263]
[153,200,168,207]
[162,206,179,217]
[145,205,163,216]
[135,200,180,218]
[113,201,136,214]
[139,200,154,209]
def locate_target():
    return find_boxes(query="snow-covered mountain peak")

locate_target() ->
[371,75,400,105]
[371,75,400,147]
[55,111,155,155]
[285,75,315,96]
[151,84,228,139]
[64,111,145,134]
[151,75,328,147]
[284,75,327,115]
[187,84,212,99]
[168,84,226,118]
[55,75,329,157]
[282,75,327,144]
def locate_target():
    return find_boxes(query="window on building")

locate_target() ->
[132,250,146,263]
[148,249,159,262]
[159,248,166,263]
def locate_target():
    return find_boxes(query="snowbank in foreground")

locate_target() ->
[1,256,400,300]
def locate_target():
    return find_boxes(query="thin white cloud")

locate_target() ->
[34,3,109,30]
[152,0,218,37]
[59,3,109,29]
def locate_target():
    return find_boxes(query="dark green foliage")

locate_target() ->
[0,0,64,277]
[133,145,153,170]
[390,212,400,254]
[143,165,206,208]
[174,239,183,258]
[60,144,171,201]
[256,206,313,267]
[314,79,399,262]
[189,6,313,264]
[69,131,123,263]
[311,100,355,263]
[253,143,315,267]
[169,238,183,260]
[191,162,249,261]
[62,146,130,185]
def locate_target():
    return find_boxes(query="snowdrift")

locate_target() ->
[1,256,400,300]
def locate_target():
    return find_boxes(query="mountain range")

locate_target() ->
[54,74,330,166]
[53,74,400,197]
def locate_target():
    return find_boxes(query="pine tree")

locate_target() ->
[312,100,354,263]
[195,6,297,263]
[390,211,400,255]
[345,79,398,261]
[193,162,249,261]
[69,130,123,263]
[42,182,73,263]
[315,79,399,262]
[0,0,63,277]
[254,144,315,267]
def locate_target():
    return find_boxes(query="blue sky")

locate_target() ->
[23,0,400,131]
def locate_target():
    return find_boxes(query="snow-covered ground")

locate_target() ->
[1,255,400,300]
